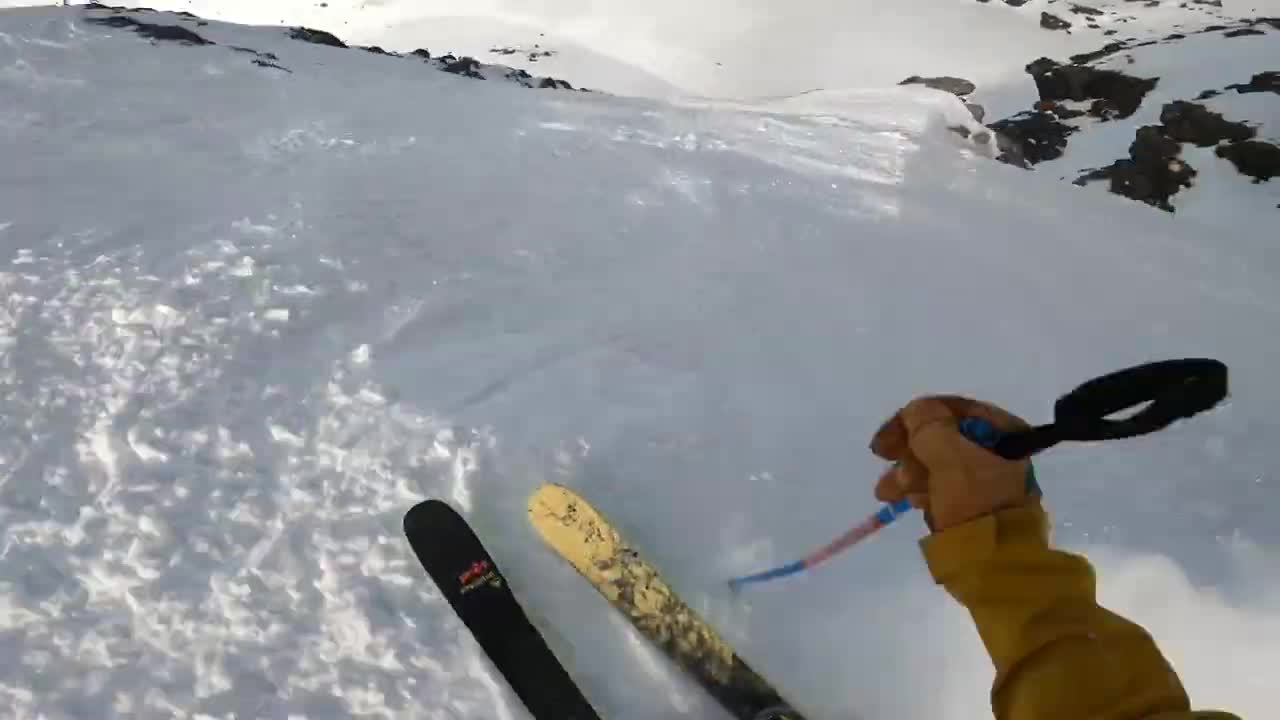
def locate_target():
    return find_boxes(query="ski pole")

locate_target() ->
[726,419,1017,591]
[727,358,1228,591]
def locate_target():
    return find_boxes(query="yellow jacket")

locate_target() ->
[921,503,1240,720]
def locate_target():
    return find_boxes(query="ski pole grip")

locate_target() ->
[959,417,1043,496]
[972,358,1228,460]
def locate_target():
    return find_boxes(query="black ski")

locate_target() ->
[403,499,601,720]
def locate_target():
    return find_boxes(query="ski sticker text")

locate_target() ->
[459,560,502,594]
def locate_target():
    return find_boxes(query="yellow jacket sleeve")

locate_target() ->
[920,503,1239,720]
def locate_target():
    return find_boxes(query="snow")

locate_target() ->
[0,3,1277,720]
[12,0,1269,99]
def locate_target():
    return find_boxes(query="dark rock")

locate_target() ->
[988,111,1079,167]
[1075,126,1195,212]
[88,14,142,28]
[1216,141,1280,181]
[1069,41,1129,64]
[898,75,977,96]
[965,102,987,122]
[1202,24,1227,31]
[252,58,292,73]
[1026,57,1059,75]
[1226,71,1280,95]
[490,46,520,55]
[1196,89,1222,100]
[1104,29,1119,35]
[949,125,973,139]
[1070,4,1105,15]
[441,56,483,79]
[1034,99,1086,119]
[1159,101,1255,146]
[411,48,431,60]
[1089,98,1122,120]
[1004,0,1030,5]
[289,27,346,48]
[1164,32,1186,40]
[362,45,392,55]
[1224,28,1265,37]
[229,46,278,61]
[1041,12,1072,30]
[1026,58,1158,118]
[87,15,213,45]
[1192,0,1223,5]
[539,77,574,90]
[1254,18,1280,30]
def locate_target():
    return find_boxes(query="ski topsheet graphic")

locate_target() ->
[403,499,601,720]
[528,483,804,720]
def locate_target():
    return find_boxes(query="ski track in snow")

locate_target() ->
[0,4,1277,720]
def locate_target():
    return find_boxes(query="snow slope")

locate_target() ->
[1,5,1278,720]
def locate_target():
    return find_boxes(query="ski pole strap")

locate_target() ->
[980,358,1228,460]
[726,359,1228,591]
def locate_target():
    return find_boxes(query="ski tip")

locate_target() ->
[403,498,452,537]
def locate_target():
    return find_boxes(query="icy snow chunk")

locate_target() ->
[127,427,170,463]
[268,424,305,447]
[229,256,256,277]
[111,303,184,331]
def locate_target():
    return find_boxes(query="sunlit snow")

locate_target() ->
[0,3,1277,720]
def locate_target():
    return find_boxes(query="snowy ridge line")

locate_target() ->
[79,2,586,91]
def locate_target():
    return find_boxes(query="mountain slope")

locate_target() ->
[10,0,1261,98]
[25,0,1274,223]
[1,4,1278,720]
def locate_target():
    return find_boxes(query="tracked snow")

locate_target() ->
[0,4,1278,720]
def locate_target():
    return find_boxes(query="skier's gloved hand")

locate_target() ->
[869,396,1034,532]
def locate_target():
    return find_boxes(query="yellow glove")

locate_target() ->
[869,395,1035,532]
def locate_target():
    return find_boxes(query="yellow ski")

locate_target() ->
[527,483,804,720]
